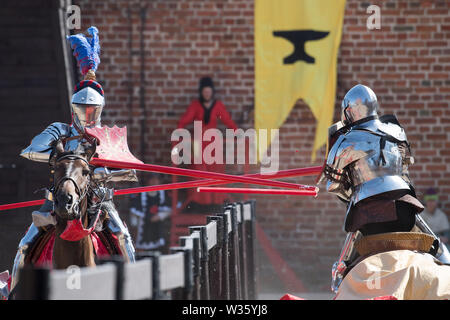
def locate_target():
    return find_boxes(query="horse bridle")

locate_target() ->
[53,154,92,209]
[52,152,106,241]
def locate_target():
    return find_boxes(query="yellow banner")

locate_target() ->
[255,0,346,161]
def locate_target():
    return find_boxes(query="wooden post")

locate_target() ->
[182,232,201,300]
[95,255,125,300]
[170,246,194,300]
[170,174,179,246]
[227,204,242,299]
[217,210,231,300]
[136,251,162,300]
[15,265,50,300]
[245,200,258,299]
[237,202,249,300]
[207,215,224,299]
[189,226,210,300]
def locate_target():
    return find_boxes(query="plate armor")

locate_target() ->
[326,117,413,214]
[324,84,450,293]
[11,123,138,290]
[10,27,137,294]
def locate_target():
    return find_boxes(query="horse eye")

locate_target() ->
[82,169,90,176]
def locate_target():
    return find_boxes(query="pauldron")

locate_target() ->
[20,122,74,162]
[20,122,137,183]
[325,117,413,205]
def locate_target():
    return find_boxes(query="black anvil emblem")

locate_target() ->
[273,30,329,64]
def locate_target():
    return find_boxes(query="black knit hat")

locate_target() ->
[199,77,214,90]
[199,77,215,103]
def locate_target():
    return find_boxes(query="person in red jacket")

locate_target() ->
[177,77,238,212]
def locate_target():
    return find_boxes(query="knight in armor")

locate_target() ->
[322,84,450,299]
[10,27,136,291]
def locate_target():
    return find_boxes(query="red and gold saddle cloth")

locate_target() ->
[24,226,123,268]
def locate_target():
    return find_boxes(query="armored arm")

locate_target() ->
[92,167,138,183]
[20,123,72,162]
[325,168,352,202]
[398,140,414,185]
[377,120,414,184]
[324,135,368,202]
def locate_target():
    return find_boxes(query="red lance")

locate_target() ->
[0,166,322,211]
[197,187,318,196]
[0,125,322,211]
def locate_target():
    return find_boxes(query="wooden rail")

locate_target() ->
[14,201,257,300]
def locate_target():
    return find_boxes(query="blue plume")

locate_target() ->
[67,26,101,75]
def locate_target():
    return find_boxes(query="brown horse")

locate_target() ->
[8,139,121,299]
[50,139,106,269]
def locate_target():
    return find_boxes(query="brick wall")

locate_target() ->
[74,0,450,292]
[0,0,74,274]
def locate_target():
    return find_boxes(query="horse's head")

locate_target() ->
[51,139,96,221]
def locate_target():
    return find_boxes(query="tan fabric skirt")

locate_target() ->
[334,250,450,300]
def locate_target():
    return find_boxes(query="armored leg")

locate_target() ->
[415,214,450,264]
[102,200,135,262]
[331,232,361,293]
[31,198,56,227]
[0,270,9,299]
[10,223,40,292]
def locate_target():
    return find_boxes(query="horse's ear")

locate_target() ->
[84,138,97,161]
[49,139,65,166]
[55,139,65,154]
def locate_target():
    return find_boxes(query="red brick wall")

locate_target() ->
[75,0,450,291]
[74,0,254,165]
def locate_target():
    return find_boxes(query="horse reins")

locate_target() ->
[53,154,91,205]
[52,153,109,214]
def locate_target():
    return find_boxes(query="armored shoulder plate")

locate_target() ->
[20,122,73,162]
[325,120,411,205]
[325,131,374,201]
[326,132,373,170]
[352,118,407,142]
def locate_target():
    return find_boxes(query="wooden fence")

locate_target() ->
[14,201,257,300]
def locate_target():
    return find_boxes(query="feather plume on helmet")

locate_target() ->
[67,26,101,81]
[67,26,104,129]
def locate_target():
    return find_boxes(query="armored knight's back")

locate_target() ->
[326,84,450,295]
[326,118,413,206]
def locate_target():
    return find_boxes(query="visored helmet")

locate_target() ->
[341,84,379,125]
[67,26,104,129]
[71,80,105,129]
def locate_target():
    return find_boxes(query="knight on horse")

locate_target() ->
[10,27,137,293]
[322,84,450,299]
